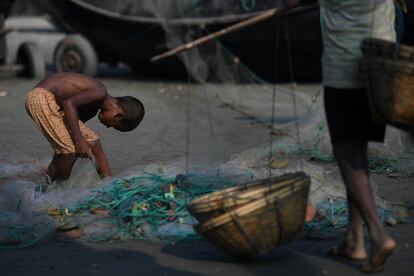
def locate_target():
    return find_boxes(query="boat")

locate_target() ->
[29,0,406,82]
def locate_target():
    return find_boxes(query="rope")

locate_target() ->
[269,9,282,176]
[0,169,411,248]
[185,74,192,174]
[202,85,221,175]
[284,15,304,171]
[62,173,230,242]
[267,6,304,174]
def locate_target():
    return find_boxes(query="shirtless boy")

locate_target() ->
[25,73,145,181]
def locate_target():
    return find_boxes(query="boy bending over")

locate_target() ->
[25,73,145,181]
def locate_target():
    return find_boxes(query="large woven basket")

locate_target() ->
[194,174,310,259]
[187,172,306,222]
[361,57,414,126]
[361,38,414,126]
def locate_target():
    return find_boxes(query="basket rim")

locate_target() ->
[195,177,310,233]
[187,173,308,213]
[187,172,306,208]
[361,57,414,75]
[361,38,414,53]
[362,38,394,49]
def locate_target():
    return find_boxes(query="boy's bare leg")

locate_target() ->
[333,140,396,272]
[47,153,77,182]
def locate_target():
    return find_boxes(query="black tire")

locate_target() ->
[16,42,46,79]
[53,34,98,76]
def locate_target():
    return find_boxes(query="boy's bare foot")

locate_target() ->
[362,237,396,273]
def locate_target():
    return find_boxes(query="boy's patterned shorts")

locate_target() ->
[25,87,99,154]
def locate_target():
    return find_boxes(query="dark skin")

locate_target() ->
[35,73,126,181]
[282,0,395,273]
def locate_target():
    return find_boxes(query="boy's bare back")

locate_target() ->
[35,73,107,106]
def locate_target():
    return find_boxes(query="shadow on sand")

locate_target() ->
[0,239,194,276]
[161,238,330,276]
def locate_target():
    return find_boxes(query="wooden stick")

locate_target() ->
[151,7,287,63]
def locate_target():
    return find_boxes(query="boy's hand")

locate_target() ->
[75,139,92,158]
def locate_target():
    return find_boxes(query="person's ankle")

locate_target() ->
[346,223,364,238]
[370,229,392,246]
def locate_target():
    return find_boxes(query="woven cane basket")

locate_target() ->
[187,172,306,221]
[361,57,414,125]
[194,175,310,259]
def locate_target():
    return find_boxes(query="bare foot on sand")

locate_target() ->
[327,225,367,261]
[327,244,367,261]
[362,237,396,273]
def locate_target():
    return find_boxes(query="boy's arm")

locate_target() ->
[88,139,112,177]
[61,87,106,158]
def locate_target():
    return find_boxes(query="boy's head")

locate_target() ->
[98,96,145,132]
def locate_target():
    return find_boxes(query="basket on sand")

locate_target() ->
[187,172,306,221]
[193,174,310,259]
[361,38,414,126]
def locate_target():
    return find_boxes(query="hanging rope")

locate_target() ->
[283,14,304,171]
[185,74,192,174]
[268,6,305,173]
[269,11,282,177]
[202,85,221,175]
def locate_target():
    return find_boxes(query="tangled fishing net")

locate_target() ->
[1,122,413,250]
[2,0,414,249]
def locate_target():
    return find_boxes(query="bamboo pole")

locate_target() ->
[151,7,288,63]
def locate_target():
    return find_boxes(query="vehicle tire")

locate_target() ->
[54,34,98,76]
[16,42,46,79]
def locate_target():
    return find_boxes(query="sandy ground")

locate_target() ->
[0,75,413,276]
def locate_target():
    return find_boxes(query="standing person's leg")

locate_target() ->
[324,87,395,272]
[329,189,366,260]
[329,142,367,260]
[333,140,395,272]
[325,87,366,260]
